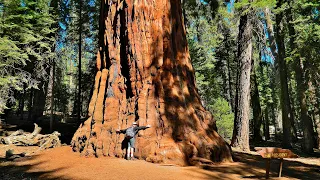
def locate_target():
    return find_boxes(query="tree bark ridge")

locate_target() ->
[71,0,232,165]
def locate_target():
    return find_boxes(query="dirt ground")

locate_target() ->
[0,145,319,180]
[1,120,319,180]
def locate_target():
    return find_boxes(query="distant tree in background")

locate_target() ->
[0,0,56,120]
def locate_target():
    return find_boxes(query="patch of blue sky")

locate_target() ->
[227,0,235,13]
[56,32,66,50]
[224,0,235,24]
[200,0,208,5]
[59,22,67,30]
[89,0,95,7]
[264,24,269,39]
[312,8,319,19]
[85,37,93,44]
[20,0,26,7]
[261,47,274,63]
[65,0,70,6]
[260,11,274,64]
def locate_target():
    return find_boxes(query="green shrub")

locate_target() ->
[211,98,234,140]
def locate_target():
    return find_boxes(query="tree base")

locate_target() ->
[71,112,232,166]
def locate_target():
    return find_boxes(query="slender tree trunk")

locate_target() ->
[285,2,314,153]
[313,79,320,149]
[231,7,252,151]
[227,52,234,111]
[27,89,34,121]
[32,81,48,121]
[251,69,262,141]
[50,61,55,132]
[266,6,296,141]
[19,84,26,120]
[77,0,82,123]
[288,78,298,140]
[222,31,233,109]
[264,7,278,139]
[221,49,231,106]
[71,0,232,165]
[275,0,293,148]
[265,105,270,140]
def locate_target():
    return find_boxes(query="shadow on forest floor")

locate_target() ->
[0,155,74,180]
[198,150,320,180]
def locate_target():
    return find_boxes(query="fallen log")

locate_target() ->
[0,123,61,150]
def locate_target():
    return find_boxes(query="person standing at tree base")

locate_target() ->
[116,122,151,160]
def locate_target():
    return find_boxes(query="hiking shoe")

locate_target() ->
[131,157,136,161]
[126,157,131,160]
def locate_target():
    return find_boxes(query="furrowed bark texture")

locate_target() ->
[71,0,232,165]
[231,10,252,151]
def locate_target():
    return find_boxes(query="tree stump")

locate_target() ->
[71,0,232,165]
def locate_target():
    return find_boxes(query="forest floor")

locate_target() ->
[1,119,320,180]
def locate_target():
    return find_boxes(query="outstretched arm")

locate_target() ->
[136,124,151,131]
[116,128,127,134]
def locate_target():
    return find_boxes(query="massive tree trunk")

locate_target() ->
[71,0,232,165]
[231,8,252,151]
[275,0,294,148]
[285,2,314,153]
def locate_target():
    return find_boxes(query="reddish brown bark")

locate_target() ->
[71,0,232,165]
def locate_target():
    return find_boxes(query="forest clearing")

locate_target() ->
[1,0,320,179]
[0,141,319,180]
[1,120,320,179]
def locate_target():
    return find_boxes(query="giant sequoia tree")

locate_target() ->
[71,0,232,165]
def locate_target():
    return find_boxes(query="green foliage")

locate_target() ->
[0,0,56,113]
[50,0,99,116]
[185,0,236,107]
[211,98,234,140]
[234,0,276,10]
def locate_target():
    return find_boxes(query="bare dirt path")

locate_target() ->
[1,145,319,180]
